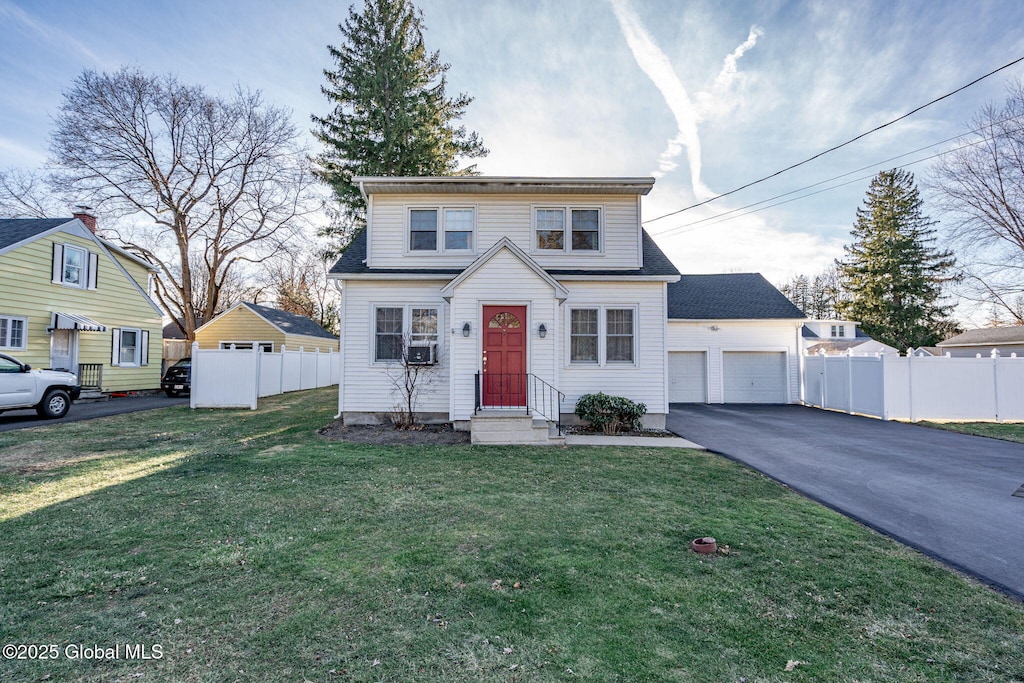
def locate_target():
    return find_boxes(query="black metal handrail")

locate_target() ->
[474,372,565,434]
[77,363,103,389]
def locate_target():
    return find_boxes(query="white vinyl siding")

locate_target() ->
[667,320,802,404]
[367,193,641,270]
[559,282,668,420]
[0,315,27,350]
[337,282,450,416]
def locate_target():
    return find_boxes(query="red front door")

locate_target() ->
[482,305,527,407]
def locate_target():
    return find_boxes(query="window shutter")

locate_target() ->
[87,253,99,290]
[52,243,64,283]
[111,328,121,366]
[140,330,150,366]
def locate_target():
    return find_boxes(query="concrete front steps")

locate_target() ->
[470,410,564,446]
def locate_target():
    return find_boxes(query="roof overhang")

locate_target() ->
[49,312,107,332]
[353,176,655,196]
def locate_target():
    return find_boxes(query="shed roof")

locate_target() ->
[240,303,336,340]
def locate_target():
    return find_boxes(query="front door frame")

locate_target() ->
[49,328,79,372]
[480,302,529,408]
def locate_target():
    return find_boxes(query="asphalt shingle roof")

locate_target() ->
[0,218,73,250]
[938,326,1024,346]
[667,273,805,319]
[242,303,336,340]
[328,229,680,278]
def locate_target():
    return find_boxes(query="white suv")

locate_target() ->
[0,353,81,419]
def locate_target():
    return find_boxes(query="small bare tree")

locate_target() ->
[49,67,323,341]
[384,333,444,429]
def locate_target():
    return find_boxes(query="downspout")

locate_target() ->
[332,278,345,420]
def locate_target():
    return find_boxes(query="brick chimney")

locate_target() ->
[72,205,97,233]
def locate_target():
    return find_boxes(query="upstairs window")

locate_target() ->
[535,207,602,252]
[408,207,475,252]
[51,243,98,289]
[0,315,27,350]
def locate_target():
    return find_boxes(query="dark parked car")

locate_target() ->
[161,358,191,397]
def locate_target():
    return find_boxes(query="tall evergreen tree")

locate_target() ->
[312,0,487,256]
[837,169,957,350]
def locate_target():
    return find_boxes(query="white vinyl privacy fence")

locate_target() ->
[803,350,1024,421]
[190,342,340,409]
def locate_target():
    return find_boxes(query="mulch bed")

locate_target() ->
[563,425,677,438]
[318,421,471,445]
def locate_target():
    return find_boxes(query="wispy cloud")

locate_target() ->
[609,0,762,199]
[0,0,104,65]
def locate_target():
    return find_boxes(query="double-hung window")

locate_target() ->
[569,306,636,365]
[111,327,149,367]
[51,243,98,289]
[535,207,602,252]
[408,207,475,252]
[0,315,27,350]
[374,305,440,362]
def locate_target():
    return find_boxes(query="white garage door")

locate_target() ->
[723,352,788,403]
[668,352,707,403]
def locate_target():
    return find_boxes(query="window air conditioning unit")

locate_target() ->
[407,343,437,365]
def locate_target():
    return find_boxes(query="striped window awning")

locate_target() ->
[51,312,108,332]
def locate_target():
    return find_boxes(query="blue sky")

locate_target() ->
[2,0,1023,303]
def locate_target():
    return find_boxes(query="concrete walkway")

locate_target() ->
[667,404,1024,600]
[565,434,704,449]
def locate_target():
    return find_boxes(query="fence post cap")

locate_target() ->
[991,348,1001,358]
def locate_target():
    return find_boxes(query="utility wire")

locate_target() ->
[651,134,1000,238]
[648,116,1016,238]
[643,54,1024,224]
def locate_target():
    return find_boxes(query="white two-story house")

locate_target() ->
[328,176,682,440]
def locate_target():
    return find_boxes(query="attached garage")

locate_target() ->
[722,351,788,403]
[666,274,805,405]
[668,351,707,402]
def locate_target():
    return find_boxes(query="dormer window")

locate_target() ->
[534,207,602,252]
[408,207,475,252]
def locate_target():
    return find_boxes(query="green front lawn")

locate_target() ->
[921,420,1024,444]
[1,388,1022,682]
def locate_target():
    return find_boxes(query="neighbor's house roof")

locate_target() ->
[353,176,656,196]
[937,326,1024,347]
[668,273,805,320]
[328,228,680,279]
[243,303,336,339]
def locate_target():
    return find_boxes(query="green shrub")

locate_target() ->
[575,392,647,434]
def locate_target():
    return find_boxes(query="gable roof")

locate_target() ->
[938,326,1024,347]
[440,237,569,300]
[329,228,681,279]
[668,273,805,320]
[0,217,162,316]
[0,218,75,250]
[239,302,336,340]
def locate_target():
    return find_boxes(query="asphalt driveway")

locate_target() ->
[667,404,1024,600]
[0,394,188,432]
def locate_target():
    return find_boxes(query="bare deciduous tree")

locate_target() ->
[0,168,61,218]
[929,79,1024,325]
[384,333,444,429]
[250,251,340,335]
[49,67,323,340]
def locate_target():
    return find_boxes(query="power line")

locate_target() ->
[650,133,1000,238]
[648,117,1016,238]
[643,54,1024,224]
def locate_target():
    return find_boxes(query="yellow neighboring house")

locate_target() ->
[0,214,163,393]
[194,302,339,353]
